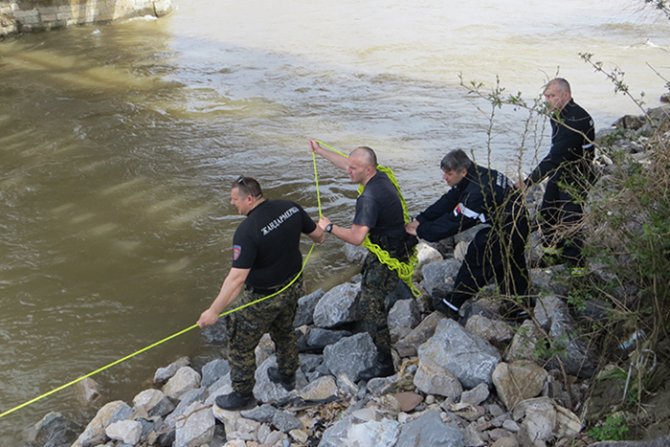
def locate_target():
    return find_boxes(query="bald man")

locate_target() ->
[310,140,414,380]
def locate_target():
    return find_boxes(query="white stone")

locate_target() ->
[555,405,582,438]
[105,420,142,445]
[512,398,557,444]
[299,375,338,402]
[162,366,201,399]
[416,242,443,267]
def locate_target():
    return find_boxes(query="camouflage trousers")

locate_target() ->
[359,253,399,358]
[227,279,302,395]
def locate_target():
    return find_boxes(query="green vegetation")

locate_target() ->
[588,413,630,441]
[460,2,670,436]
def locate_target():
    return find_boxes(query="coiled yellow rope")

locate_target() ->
[314,140,421,298]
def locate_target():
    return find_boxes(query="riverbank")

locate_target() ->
[22,106,670,447]
[0,0,172,36]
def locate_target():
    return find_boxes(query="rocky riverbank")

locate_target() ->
[23,106,670,447]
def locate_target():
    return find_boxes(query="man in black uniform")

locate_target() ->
[521,78,595,267]
[197,176,324,410]
[405,149,530,319]
[310,140,412,379]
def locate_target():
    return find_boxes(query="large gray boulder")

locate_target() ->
[421,258,461,295]
[24,411,78,447]
[300,327,352,352]
[388,298,421,341]
[418,318,501,388]
[323,333,378,382]
[165,387,209,430]
[293,288,325,327]
[253,355,293,404]
[200,358,230,388]
[105,420,142,445]
[299,375,338,402]
[174,401,215,447]
[313,282,360,328]
[154,356,190,385]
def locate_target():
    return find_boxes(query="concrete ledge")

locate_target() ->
[0,0,172,36]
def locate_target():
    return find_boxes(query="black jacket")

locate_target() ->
[526,100,595,196]
[416,164,522,242]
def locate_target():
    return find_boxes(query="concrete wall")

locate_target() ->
[0,0,172,36]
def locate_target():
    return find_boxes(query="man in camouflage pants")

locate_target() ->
[310,140,413,379]
[197,176,324,410]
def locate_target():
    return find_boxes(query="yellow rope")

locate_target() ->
[0,244,315,421]
[0,141,419,420]
[312,150,323,219]
[314,140,421,298]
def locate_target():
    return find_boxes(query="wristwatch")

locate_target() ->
[325,223,333,233]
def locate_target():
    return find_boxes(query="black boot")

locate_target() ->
[215,390,255,410]
[267,366,295,391]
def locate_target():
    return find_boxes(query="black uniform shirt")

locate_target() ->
[353,171,406,242]
[526,99,595,190]
[232,199,316,289]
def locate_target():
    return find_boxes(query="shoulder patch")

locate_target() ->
[232,245,241,261]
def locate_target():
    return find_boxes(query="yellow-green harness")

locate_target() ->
[315,140,422,298]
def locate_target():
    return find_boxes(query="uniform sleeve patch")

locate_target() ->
[232,245,242,261]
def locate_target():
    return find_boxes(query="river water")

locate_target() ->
[1,0,668,442]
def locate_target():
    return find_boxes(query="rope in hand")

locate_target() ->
[0,243,315,421]
[0,140,421,421]
[0,151,331,421]
[314,140,422,298]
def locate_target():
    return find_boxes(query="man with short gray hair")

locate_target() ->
[521,78,595,268]
[406,149,530,320]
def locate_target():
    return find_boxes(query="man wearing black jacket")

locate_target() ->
[406,150,529,319]
[522,78,595,267]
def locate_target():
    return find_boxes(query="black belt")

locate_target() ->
[245,283,284,295]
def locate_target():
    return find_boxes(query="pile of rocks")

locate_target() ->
[29,237,609,447]
[26,106,670,447]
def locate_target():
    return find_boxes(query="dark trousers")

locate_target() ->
[539,180,585,267]
[358,251,403,359]
[449,215,530,309]
[227,279,302,394]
